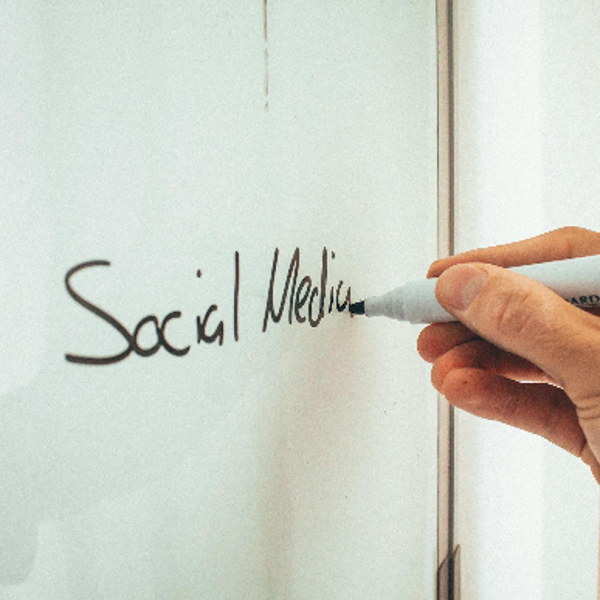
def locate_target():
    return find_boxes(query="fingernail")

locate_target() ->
[436,264,488,311]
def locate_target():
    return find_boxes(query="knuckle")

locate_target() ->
[490,287,540,338]
[575,393,600,424]
[555,226,600,257]
[556,225,590,237]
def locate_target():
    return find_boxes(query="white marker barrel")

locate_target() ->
[365,254,600,324]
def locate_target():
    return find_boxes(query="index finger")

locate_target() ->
[428,226,600,277]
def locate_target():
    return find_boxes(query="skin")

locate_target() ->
[417,226,600,482]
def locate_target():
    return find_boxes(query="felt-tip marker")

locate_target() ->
[348,254,600,324]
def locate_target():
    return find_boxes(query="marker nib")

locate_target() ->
[349,301,365,315]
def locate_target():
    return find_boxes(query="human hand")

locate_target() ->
[417,227,600,482]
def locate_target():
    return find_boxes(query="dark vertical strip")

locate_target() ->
[436,0,458,596]
[234,251,240,342]
[263,0,268,42]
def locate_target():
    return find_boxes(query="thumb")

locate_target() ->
[435,263,600,413]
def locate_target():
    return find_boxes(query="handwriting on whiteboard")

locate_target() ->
[64,247,352,366]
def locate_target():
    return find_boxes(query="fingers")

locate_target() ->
[437,367,586,457]
[434,263,600,408]
[417,322,478,362]
[428,226,600,277]
[422,227,600,482]
[429,339,553,386]
[418,322,552,382]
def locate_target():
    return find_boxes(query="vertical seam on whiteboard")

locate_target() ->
[234,251,240,341]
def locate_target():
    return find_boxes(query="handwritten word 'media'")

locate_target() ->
[64,248,352,366]
[263,247,351,331]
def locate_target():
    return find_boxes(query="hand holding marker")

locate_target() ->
[349,254,600,323]
[351,227,600,483]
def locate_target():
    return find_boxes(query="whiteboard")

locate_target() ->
[1,2,438,598]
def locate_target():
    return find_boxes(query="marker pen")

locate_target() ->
[349,254,600,324]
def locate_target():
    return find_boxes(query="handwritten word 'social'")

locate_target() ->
[65,248,352,366]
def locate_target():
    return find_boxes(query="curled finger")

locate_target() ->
[439,367,585,457]
[417,322,478,363]
[431,338,554,388]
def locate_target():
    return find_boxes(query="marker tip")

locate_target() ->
[349,301,365,315]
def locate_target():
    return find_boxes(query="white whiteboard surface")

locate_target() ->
[1,2,438,598]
